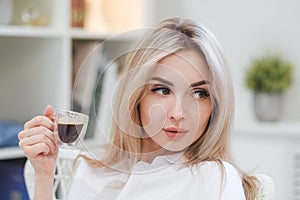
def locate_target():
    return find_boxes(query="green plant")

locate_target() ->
[245,54,293,93]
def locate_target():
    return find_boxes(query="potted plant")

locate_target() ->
[245,54,293,121]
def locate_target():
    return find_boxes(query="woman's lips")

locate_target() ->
[163,127,188,139]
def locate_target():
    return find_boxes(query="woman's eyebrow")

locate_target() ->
[150,77,174,86]
[190,80,210,87]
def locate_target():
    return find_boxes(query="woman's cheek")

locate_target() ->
[187,104,211,138]
[141,103,166,138]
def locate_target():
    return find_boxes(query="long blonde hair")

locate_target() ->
[84,18,258,199]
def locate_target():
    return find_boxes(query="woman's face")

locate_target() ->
[139,50,212,152]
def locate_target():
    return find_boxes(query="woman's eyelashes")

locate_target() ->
[150,84,210,100]
[151,85,171,96]
[192,88,210,99]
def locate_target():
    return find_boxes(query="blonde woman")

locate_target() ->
[18,18,258,199]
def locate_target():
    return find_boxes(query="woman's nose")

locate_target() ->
[167,97,184,121]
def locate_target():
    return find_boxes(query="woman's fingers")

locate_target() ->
[19,132,57,153]
[22,143,51,159]
[18,126,58,154]
[19,126,53,140]
[24,115,54,131]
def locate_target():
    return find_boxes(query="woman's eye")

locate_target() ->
[151,87,171,95]
[193,89,210,99]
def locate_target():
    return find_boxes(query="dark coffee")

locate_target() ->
[58,123,83,143]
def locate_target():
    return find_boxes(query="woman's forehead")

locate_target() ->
[151,50,210,83]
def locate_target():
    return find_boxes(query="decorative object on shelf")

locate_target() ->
[71,0,85,28]
[21,7,47,26]
[102,0,143,32]
[84,0,109,32]
[83,0,143,33]
[245,54,293,122]
[0,0,13,25]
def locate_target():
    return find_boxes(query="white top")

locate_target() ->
[68,154,246,200]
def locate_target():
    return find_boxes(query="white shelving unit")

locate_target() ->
[0,0,144,160]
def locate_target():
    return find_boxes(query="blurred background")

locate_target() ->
[0,0,299,199]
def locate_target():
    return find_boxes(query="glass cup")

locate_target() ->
[55,110,89,150]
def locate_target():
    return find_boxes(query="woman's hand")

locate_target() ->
[18,105,59,177]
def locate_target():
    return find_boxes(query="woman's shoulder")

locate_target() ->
[191,160,241,180]
[191,160,245,199]
[195,160,237,171]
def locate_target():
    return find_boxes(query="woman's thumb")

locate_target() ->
[44,105,55,120]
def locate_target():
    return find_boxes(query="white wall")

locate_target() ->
[152,0,300,123]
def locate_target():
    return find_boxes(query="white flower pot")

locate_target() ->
[254,92,283,122]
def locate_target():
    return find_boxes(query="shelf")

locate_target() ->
[0,146,25,160]
[70,28,138,41]
[233,121,300,138]
[0,25,61,38]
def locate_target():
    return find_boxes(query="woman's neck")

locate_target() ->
[140,138,172,163]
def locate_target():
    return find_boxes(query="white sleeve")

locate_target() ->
[201,162,246,200]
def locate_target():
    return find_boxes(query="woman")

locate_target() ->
[18,18,258,199]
